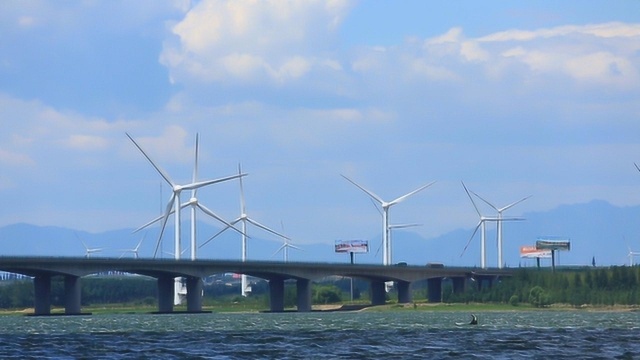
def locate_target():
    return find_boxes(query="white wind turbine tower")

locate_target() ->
[133,134,246,260]
[470,188,530,269]
[201,163,290,297]
[628,247,640,266]
[388,223,422,265]
[341,175,435,266]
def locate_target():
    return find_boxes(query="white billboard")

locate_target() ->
[335,239,369,253]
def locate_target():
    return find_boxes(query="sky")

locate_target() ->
[1,0,640,256]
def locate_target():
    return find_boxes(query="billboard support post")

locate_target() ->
[336,240,369,302]
[535,238,571,272]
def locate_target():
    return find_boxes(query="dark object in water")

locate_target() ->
[469,314,478,325]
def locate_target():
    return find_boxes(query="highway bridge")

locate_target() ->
[0,257,512,315]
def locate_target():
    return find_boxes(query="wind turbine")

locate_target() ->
[469,188,530,269]
[76,233,102,258]
[460,181,499,269]
[132,134,246,260]
[200,163,290,296]
[126,133,244,259]
[119,236,144,259]
[272,222,303,262]
[341,174,435,266]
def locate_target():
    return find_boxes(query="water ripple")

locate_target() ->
[0,311,640,359]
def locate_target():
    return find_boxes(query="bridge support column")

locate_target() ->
[397,281,412,304]
[34,274,51,315]
[475,276,494,291]
[370,280,386,306]
[157,276,174,313]
[427,278,442,303]
[186,276,203,312]
[296,279,312,312]
[452,277,466,294]
[269,278,285,312]
[64,275,82,315]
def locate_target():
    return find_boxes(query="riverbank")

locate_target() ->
[2,302,639,316]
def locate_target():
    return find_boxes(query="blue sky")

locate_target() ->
[1,1,639,259]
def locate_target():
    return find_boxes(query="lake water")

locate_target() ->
[0,310,638,359]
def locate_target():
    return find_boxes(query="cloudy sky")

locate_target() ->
[1,1,639,255]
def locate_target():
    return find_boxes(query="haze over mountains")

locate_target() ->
[1,200,639,268]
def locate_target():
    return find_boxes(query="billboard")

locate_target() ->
[536,239,571,251]
[335,239,369,253]
[520,245,552,259]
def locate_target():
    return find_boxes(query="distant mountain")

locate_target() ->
[1,200,640,267]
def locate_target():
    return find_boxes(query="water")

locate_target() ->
[0,310,639,359]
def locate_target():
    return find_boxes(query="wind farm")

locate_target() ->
[38,132,639,271]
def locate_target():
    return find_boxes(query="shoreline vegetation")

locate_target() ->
[1,302,639,316]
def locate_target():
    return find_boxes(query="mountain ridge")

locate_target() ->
[1,199,639,267]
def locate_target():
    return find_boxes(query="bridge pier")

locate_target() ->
[370,280,386,306]
[157,276,174,313]
[64,275,82,314]
[427,278,442,303]
[452,277,466,294]
[186,276,203,312]
[269,278,285,312]
[475,275,494,291]
[34,274,52,315]
[397,281,412,304]
[296,279,312,312]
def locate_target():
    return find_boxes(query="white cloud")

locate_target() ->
[64,135,109,151]
[160,0,352,84]
[0,147,34,167]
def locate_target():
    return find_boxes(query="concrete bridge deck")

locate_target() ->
[0,256,512,315]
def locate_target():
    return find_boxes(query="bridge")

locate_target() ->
[0,257,512,315]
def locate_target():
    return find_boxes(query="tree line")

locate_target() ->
[443,266,640,307]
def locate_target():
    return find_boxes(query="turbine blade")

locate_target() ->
[288,244,303,251]
[470,189,498,211]
[272,244,286,257]
[341,174,384,205]
[133,204,182,233]
[238,163,247,214]
[389,181,436,206]
[153,193,175,258]
[369,198,383,216]
[192,133,199,197]
[135,234,145,250]
[635,163,640,173]
[389,223,422,229]
[460,221,482,257]
[133,213,165,233]
[183,173,247,191]
[126,133,175,188]
[246,218,290,240]
[499,195,532,212]
[197,203,247,237]
[461,181,482,217]
[199,217,242,248]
